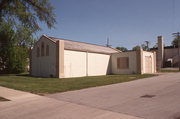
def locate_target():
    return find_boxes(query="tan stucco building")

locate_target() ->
[30,35,156,78]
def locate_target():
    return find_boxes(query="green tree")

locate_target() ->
[171,38,179,47]
[141,41,150,51]
[0,22,28,73]
[0,0,56,47]
[0,0,56,73]
[132,45,141,51]
[0,0,56,33]
[116,47,128,52]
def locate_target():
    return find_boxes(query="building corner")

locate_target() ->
[56,40,65,78]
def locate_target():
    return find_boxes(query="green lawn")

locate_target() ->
[161,70,180,72]
[0,74,155,95]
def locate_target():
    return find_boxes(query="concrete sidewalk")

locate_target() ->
[0,86,143,119]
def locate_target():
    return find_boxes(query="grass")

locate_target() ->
[0,74,155,95]
[0,96,10,101]
[160,70,180,72]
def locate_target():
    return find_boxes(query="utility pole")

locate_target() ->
[172,32,180,71]
[106,37,111,47]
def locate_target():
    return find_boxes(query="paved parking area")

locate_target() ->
[47,73,180,119]
[0,86,143,119]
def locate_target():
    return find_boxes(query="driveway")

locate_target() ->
[47,73,180,119]
[0,86,143,119]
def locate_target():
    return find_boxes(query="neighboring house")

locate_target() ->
[30,35,156,78]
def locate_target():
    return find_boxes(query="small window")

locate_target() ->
[46,45,49,56]
[41,42,44,56]
[37,47,40,57]
[117,57,129,69]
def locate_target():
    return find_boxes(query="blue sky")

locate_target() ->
[39,0,180,50]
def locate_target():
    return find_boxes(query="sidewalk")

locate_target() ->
[0,86,144,119]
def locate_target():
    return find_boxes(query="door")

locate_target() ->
[145,56,152,73]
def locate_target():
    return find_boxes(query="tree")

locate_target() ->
[0,0,56,73]
[116,47,128,52]
[0,0,56,32]
[0,22,28,73]
[0,0,56,48]
[132,45,141,51]
[141,41,150,51]
[152,43,158,48]
[171,38,179,47]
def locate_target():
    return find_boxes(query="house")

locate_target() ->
[30,35,156,78]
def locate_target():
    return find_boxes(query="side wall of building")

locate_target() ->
[111,51,156,74]
[152,48,178,67]
[142,51,156,74]
[111,51,137,74]
[64,50,111,78]
[64,50,87,77]
[88,52,111,76]
[31,37,57,77]
[164,48,178,67]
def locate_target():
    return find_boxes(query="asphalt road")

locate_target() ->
[47,73,180,119]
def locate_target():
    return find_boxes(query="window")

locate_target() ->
[46,45,49,56]
[41,42,44,56]
[37,47,40,57]
[117,57,129,69]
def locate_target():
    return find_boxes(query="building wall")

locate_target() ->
[31,37,57,77]
[87,53,111,76]
[151,48,178,67]
[164,48,178,60]
[64,50,111,78]
[111,51,137,74]
[31,37,157,78]
[164,48,178,67]
[142,51,156,74]
[64,50,86,78]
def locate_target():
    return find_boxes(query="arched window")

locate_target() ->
[41,42,44,56]
[37,47,40,57]
[46,45,49,56]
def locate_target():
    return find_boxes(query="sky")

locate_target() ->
[39,0,180,50]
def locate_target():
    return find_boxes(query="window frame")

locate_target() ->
[117,57,129,69]
[37,47,40,57]
[41,42,44,56]
[46,45,49,56]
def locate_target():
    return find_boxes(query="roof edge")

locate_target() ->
[48,36,120,51]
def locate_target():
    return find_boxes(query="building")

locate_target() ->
[30,35,156,78]
[151,36,179,69]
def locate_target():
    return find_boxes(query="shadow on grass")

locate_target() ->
[0,73,30,77]
[16,74,30,77]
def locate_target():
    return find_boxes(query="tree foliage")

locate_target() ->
[0,22,28,73]
[0,0,56,73]
[141,41,150,51]
[0,0,56,47]
[116,47,128,52]
[171,38,179,47]
[132,45,141,51]
[0,0,56,32]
